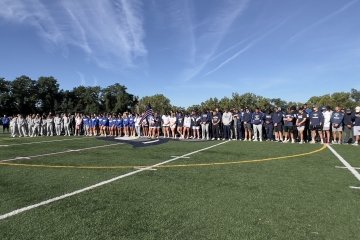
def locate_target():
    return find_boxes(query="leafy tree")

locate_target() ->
[36,76,60,113]
[11,75,37,114]
[138,94,172,115]
[350,88,360,103]
[0,78,16,115]
[72,86,101,114]
[101,83,135,113]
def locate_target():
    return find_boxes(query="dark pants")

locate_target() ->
[236,125,243,140]
[223,125,230,139]
[212,124,220,139]
[3,124,9,133]
[265,124,274,140]
[343,126,353,143]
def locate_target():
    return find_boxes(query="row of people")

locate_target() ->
[2,105,360,145]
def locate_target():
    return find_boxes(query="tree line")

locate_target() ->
[1,75,359,116]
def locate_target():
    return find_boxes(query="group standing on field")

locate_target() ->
[2,104,360,146]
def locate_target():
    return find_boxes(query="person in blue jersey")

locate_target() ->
[330,106,344,144]
[116,114,123,137]
[108,115,115,137]
[122,113,129,137]
[128,113,135,137]
[82,114,90,136]
[251,108,264,141]
[200,110,211,140]
[91,114,99,136]
[296,108,307,144]
[2,115,10,133]
[98,114,104,136]
[264,109,274,141]
[352,106,360,146]
[176,112,184,139]
[309,106,324,144]
[242,107,252,141]
[283,107,296,143]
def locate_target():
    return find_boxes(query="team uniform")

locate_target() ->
[251,111,264,141]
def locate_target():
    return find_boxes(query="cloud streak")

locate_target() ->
[0,0,147,69]
[289,0,359,42]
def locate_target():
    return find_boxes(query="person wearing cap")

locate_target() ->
[309,106,324,144]
[273,107,284,142]
[242,107,252,141]
[352,106,360,146]
[330,106,344,144]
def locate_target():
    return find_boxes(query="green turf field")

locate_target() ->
[0,133,359,240]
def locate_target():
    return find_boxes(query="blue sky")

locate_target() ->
[1,0,360,107]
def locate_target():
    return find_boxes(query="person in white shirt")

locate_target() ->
[169,112,177,138]
[17,114,27,137]
[46,114,54,136]
[63,113,71,136]
[54,113,62,136]
[32,114,41,137]
[322,106,333,144]
[10,115,18,137]
[183,113,192,139]
[134,114,141,137]
[162,113,170,138]
[222,109,233,140]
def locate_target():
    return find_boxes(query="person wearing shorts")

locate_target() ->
[169,112,177,138]
[176,112,184,139]
[296,108,307,144]
[183,113,192,139]
[352,106,360,146]
[153,112,161,138]
[283,107,296,143]
[331,106,344,144]
[242,107,252,141]
[272,107,284,142]
[322,106,332,144]
[309,106,324,144]
[162,113,170,138]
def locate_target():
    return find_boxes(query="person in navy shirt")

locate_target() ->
[264,109,274,141]
[2,115,10,133]
[309,106,324,144]
[242,107,252,141]
[200,110,211,140]
[283,107,296,143]
[272,107,284,142]
[251,108,264,141]
[331,106,344,144]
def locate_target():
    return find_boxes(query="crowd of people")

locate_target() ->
[2,104,360,145]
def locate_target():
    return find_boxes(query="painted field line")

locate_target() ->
[327,145,360,182]
[350,186,360,190]
[0,145,9,147]
[335,166,360,170]
[170,156,190,159]
[1,137,86,147]
[0,141,228,221]
[143,140,159,144]
[0,143,124,163]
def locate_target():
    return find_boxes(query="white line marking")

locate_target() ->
[143,140,159,144]
[327,145,360,182]
[1,137,86,147]
[0,143,124,163]
[0,141,228,220]
[170,156,190,159]
[133,167,157,171]
[335,166,360,170]
[0,145,9,147]
[350,186,360,189]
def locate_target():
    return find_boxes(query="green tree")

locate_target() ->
[36,76,60,113]
[101,83,135,113]
[0,78,16,115]
[72,86,101,114]
[11,75,37,114]
[138,94,172,115]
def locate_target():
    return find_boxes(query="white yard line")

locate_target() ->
[0,141,228,220]
[0,137,86,147]
[349,186,360,190]
[0,143,124,163]
[143,140,160,144]
[327,145,360,182]
[335,166,360,170]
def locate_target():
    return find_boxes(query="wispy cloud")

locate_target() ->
[0,0,147,69]
[289,0,359,42]
[181,0,250,81]
[204,19,289,77]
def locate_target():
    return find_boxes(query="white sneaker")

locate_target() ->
[243,139,247,141]
[310,140,315,144]
[352,142,358,146]
[299,141,304,144]
[259,139,263,142]
[291,140,295,144]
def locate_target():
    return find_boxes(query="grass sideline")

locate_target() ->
[0,132,359,239]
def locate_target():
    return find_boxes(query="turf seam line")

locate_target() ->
[0,143,124,163]
[0,137,86,147]
[327,145,360,182]
[0,141,228,221]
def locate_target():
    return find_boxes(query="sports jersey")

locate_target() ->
[272,112,283,125]
[309,111,324,126]
[283,112,295,126]
[251,112,263,125]
[264,113,273,125]
[331,112,344,125]
[296,112,307,126]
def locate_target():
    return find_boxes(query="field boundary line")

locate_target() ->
[0,137,87,147]
[0,141,228,221]
[0,145,327,169]
[327,145,360,182]
[0,143,124,163]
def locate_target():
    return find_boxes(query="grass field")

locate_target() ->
[0,133,359,240]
